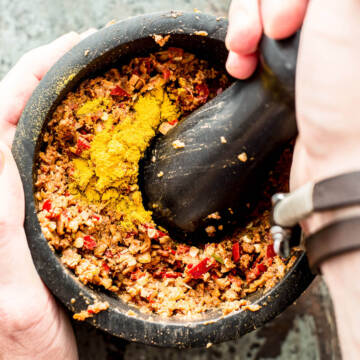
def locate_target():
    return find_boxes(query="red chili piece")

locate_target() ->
[195,83,209,103]
[157,229,168,237]
[257,263,267,273]
[83,235,97,250]
[76,138,91,155]
[167,119,178,126]
[163,272,182,279]
[102,261,110,273]
[46,212,60,221]
[266,244,276,258]
[42,199,52,212]
[246,263,268,282]
[232,242,240,262]
[162,68,171,80]
[110,86,130,97]
[188,258,214,279]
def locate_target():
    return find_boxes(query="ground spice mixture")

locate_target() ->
[35,47,296,318]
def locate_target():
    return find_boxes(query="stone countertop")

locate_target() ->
[0,0,341,359]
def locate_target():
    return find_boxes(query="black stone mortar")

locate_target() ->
[12,11,314,348]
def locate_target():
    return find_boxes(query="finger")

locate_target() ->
[0,141,40,287]
[0,32,81,146]
[79,27,97,40]
[226,51,258,79]
[226,0,262,55]
[0,142,24,227]
[261,0,308,39]
[14,31,81,82]
[0,141,78,359]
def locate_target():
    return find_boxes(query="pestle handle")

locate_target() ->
[260,32,299,96]
[140,33,300,240]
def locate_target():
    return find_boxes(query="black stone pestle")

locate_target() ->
[140,33,300,241]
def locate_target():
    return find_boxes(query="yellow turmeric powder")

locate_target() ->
[70,86,179,231]
[76,97,111,116]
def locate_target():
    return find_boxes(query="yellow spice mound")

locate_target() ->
[70,87,179,231]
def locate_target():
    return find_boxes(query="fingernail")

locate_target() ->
[0,149,4,175]
[225,51,234,72]
[225,33,231,51]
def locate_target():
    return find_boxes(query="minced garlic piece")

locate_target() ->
[220,136,227,144]
[194,30,208,36]
[159,121,175,135]
[152,34,170,47]
[205,226,216,236]
[73,301,109,321]
[207,211,221,220]
[243,304,261,312]
[172,139,185,149]
[238,152,248,162]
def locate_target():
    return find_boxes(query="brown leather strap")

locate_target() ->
[305,217,360,273]
[313,171,360,211]
[273,171,360,229]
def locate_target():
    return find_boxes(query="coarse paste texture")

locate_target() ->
[35,47,296,319]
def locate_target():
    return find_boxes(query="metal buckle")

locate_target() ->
[271,193,292,258]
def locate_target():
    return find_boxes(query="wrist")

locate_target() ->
[301,206,360,235]
[321,250,360,359]
[291,138,360,235]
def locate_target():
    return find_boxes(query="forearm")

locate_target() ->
[291,142,360,359]
[321,251,360,360]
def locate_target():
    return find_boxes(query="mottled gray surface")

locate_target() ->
[0,0,342,359]
[0,0,229,79]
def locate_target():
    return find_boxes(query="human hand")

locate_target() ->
[291,4,360,356]
[225,0,308,79]
[226,0,360,232]
[0,29,95,360]
[290,0,360,233]
[227,1,360,358]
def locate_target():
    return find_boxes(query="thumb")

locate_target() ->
[0,141,42,288]
[0,141,24,228]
